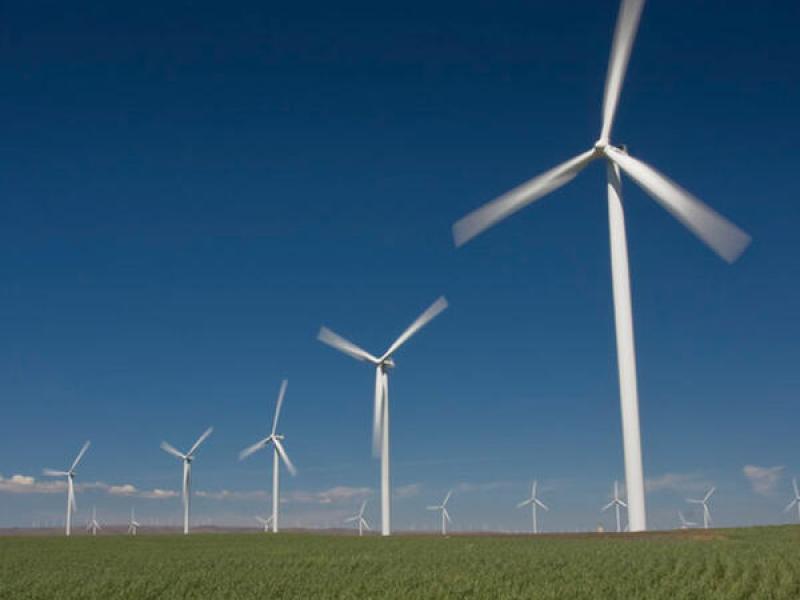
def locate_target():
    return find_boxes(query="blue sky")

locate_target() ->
[1,0,799,532]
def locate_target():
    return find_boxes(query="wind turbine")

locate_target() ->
[678,510,697,530]
[43,440,91,536]
[601,480,628,533]
[426,490,453,536]
[160,426,213,535]
[87,506,101,536]
[517,480,549,534]
[239,379,297,533]
[128,508,141,536]
[687,487,715,529]
[451,0,750,533]
[785,478,800,522]
[318,296,448,536]
[345,500,371,536]
[255,515,273,532]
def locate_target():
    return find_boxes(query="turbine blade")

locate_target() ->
[794,478,799,498]
[604,147,751,263]
[453,149,597,246]
[69,480,77,512]
[239,437,271,461]
[442,490,453,506]
[187,427,213,457]
[344,516,359,523]
[160,442,185,460]
[70,441,91,472]
[426,506,439,511]
[602,501,615,512]
[372,367,384,457]
[273,439,297,476]
[618,500,628,508]
[381,296,448,360]
[443,508,452,523]
[535,499,549,511]
[271,379,288,436]
[317,326,378,363]
[359,500,368,516]
[517,499,532,508]
[43,469,69,477]
[600,0,646,141]
[361,519,371,530]
[704,487,716,502]
[785,499,798,512]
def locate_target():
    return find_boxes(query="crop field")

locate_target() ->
[1,526,799,599]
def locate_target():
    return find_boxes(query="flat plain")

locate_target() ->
[1,526,799,599]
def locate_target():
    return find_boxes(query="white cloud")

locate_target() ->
[288,486,372,505]
[395,483,422,498]
[108,484,137,496]
[0,474,65,494]
[195,489,269,501]
[743,465,783,496]
[645,472,711,494]
[140,489,179,500]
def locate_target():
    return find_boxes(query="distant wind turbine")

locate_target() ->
[427,490,453,536]
[785,478,800,522]
[687,487,715,529]
[678,511,697,530]
[255,515,273,533]
[87,506,101,536]
[128,508,141,536]
[517,480,549,534]
[318,296,448,536]
[239,379,297,533]
[451,0,751,533]
[601,481,628,533]
[345,500,371,536]
[160,426,213,535]
[43,440,91,536]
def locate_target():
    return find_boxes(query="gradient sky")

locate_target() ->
[1,0,799,532]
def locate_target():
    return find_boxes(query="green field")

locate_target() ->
[1,526,799,599]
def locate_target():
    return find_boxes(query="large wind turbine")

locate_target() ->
[517,480,549,534]
[318,296,448,536]
[239,379,297,533]
[426,490,453,536]
[785,478,800,522]
[601,480,628,533]
[128,508,141,536]
[160,426,213,535]
[451,0,751,532]
[687,487,715,529]
[43,440,91,536]
[345,500,371,537]
[87,506,101,536]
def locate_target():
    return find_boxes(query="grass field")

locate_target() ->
[1,526,799,599]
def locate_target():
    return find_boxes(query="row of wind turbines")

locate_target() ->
[40,0,761,538]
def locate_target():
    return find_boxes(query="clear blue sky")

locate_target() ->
[1,0,798,532]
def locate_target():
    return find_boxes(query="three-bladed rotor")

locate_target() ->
[452,0,751,264]
[318,296,448,455]
[239,379,296,475]
[687,486,716,529]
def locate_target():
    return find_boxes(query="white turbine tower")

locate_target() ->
[426,490,453,536]
[160,426,213,535]
[601,480,628,533]
[687,487,715,529]
[239,379,297,533]
[784,478,800,522]
[345,500,371,536]
[255,515,273,532]
[451,0,750,533]
[517,480,549,534]
[678,510,697,530]
[318,296,448,536]
[128,508,141,536]
[43,440,91,537]
[87,506,101,536]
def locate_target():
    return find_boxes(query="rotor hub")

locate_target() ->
[381,358,395,369]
